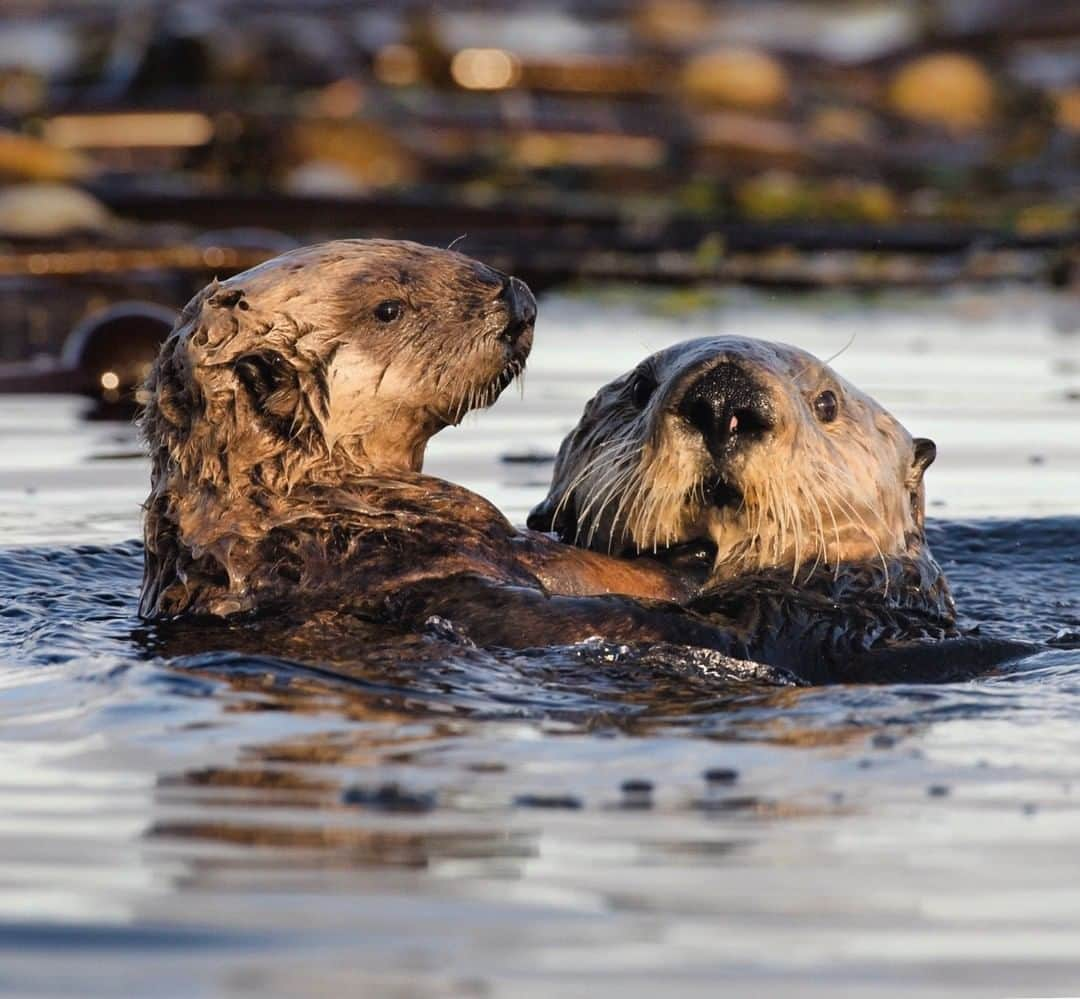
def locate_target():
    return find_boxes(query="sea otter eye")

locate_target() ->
[814,389,839,423]
[630,372,657,409]
[374,299,403,323]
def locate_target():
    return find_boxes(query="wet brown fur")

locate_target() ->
[139,239,687,623]
[140,268,1026,682]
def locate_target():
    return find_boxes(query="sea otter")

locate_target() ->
[139,244,1024,681]
[138,239,733,654]
[528,336,1028,681]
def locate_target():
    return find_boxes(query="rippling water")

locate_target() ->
[0,287,1078,997]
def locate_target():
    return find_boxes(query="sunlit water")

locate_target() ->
[0,286,1078,997]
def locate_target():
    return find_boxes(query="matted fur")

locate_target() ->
[140,239,533,619]
[139,276,1021,682]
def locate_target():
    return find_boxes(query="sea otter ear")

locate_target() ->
[906,437,936,531]
[908,437,936,486]
[234,351,302,432]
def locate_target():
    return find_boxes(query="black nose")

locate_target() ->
[500,276,537,343]
[678,361,774,457]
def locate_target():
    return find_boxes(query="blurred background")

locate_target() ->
[0,0,1076,409]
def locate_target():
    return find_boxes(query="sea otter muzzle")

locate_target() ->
[499,276,537,346]
[677,361,774,463]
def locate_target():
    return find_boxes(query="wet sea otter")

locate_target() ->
[139,242,1024,682]
[139,239,726,650]
[528,336,1028,681]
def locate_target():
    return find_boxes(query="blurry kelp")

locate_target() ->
[0,1,1076,381]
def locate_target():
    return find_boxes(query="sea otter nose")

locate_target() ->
[679,361,773,456]
[500,276,537,343]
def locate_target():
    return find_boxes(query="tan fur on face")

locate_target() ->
[140,239,531,618]
[531,336,935,583]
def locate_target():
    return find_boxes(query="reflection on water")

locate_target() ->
[0,288,1079,996]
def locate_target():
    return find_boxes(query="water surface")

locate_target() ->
[0,286,1078,997]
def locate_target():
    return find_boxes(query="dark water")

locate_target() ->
[1,517,1078,714]
[0,520,1078,997]
[1,288,1078,997]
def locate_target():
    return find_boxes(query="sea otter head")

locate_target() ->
[528,336,937,583]
[139,238,534,617]
[143,238,534,482]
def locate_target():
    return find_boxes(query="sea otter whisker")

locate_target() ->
[608,476,640,553]
[548,459,595,541]
[601,454,641,536]
[595,467,637,553]
[776,478,791,567]
[568,433,635,500]
[746,481,765,568]
[829,487,890,596]
[752,477,770,570]
[820,330,858,369]
[586,460,638,550]
[631,458,662,553]
[607,458,649,553]
[565,438,635,521]
[663,479,684,550]
[829,459,897,549]
[801,477,828,583]
[647,471,675,553]
[635,460,660,552]
[652,451,674,551]
[691,474,705,513]
[787,484,803,569]
[789,331,857,385]
[626,456,654,543]
[809,467,843,576]
[776,479,792,568]
[560,440,636,543]
[454,385,472,423]
[787,472,806,583]
[795,477,819,579]
[761,477,778,567]
[578,456,629,546]
[450,347,526,423]
[557,446,611,510]
[623,460,653,554]
[645,484,664,553]
[805,483,826,579]
[575,443,639,544]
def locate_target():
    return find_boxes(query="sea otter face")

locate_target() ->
[528,336,936,581]
[144,239,535,484]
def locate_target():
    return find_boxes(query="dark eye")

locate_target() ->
[374,300,403,323]
[814,389,838,423]
[630,372,657,409]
